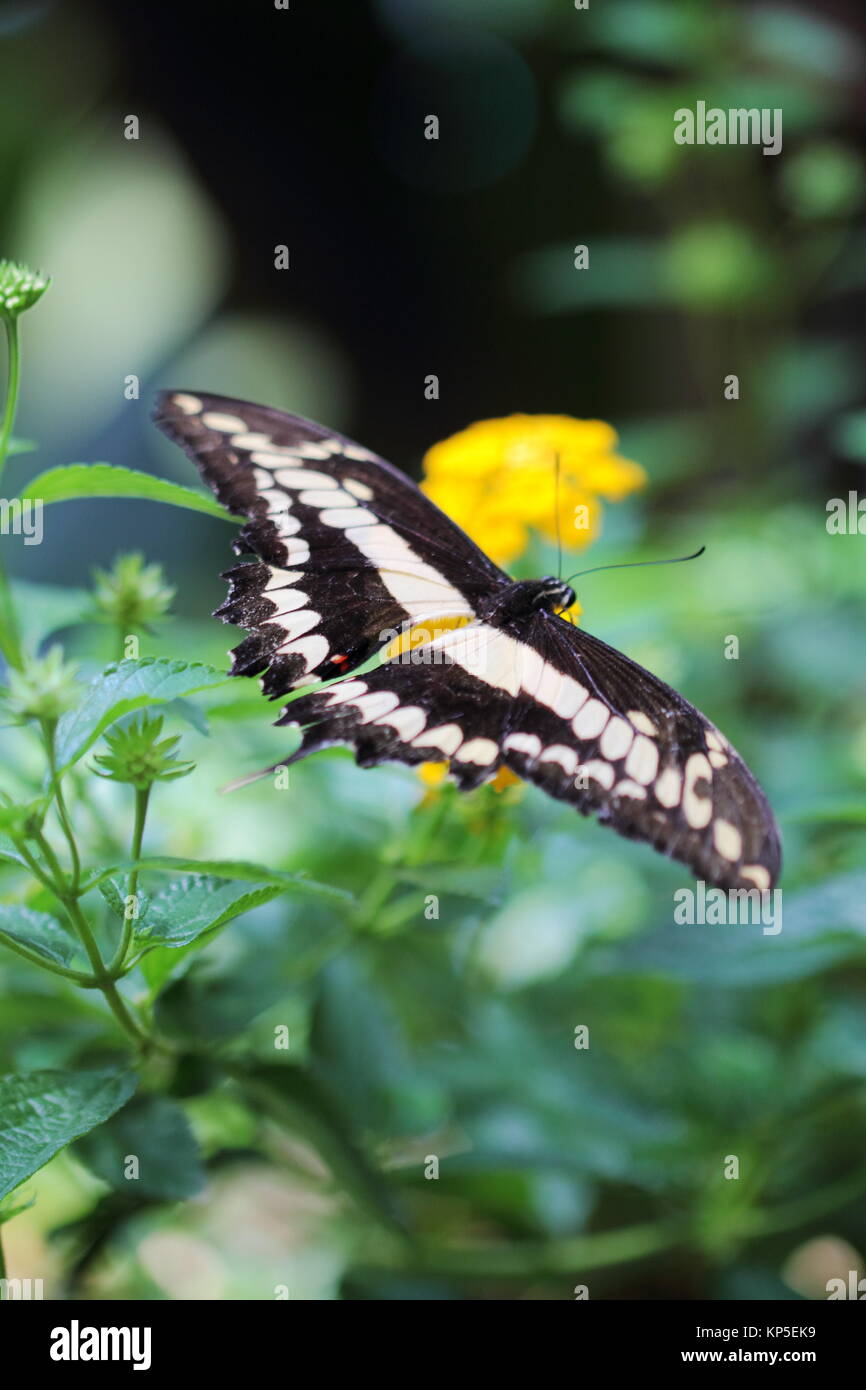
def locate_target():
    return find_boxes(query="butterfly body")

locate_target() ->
[154,391,781,892]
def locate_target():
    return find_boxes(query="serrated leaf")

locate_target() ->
[0,904,77,968]
[0,1068,137,1201]
[134,874,283,949]
[53,657,230,773]
[83,855,351,904]
[19,463,233,521]
[73,1095,205,1200]
[97,878,150,926]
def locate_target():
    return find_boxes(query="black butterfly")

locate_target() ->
[154,391,781,892]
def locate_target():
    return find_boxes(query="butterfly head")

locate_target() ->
[535,577,577,614]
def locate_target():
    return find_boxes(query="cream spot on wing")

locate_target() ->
[552,675,589,719]
[654,766,682,808]
[264,568,304,589]
[573,699,608,740]
[325,680,368,706]
[614,779,648,800]
[353,690,401,723]
[539,744,578,774]
[274,468,338,490]
[202,411,248,432]
[339,525,474,623]
[705,729,725,753]
[374,705,426,741]
[283,538,310,565]
[253,467,277,491]
[582,760,615,790]
[231,432,273,449]
[412,723,463,755]
[504,732,542,759]
[600,716,633,761]
[625,735,659,785]
[429,626,520,696]
[683,752,713,829]
[321,507,378,528]
[713,819,742,862]
[251,449,309,467]
[343,444,380,462]
[343,478,375,501]
[268,587,308,617]
[741,864,771,890]
[627,710,658,737]
[455,737,499,765]
[284,634,329,671]
[296,443,336,460]
[708,750,729,769]
[275,513,302,536]
[299,489,356,509]
[276,609,320,643]
[172,393,202,414]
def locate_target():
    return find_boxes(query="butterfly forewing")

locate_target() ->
[154,390,781,891]
[153,391,505,690]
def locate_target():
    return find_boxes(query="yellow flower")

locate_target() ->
[422,413,645,568]
[416,761,522,796]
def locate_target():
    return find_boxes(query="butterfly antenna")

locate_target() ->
[564,546,706,586]
[554,450,563,581]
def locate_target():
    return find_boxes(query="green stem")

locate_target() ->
[41,719,81,894]
[63,897,149,1048]
[12,835,68,900]
[110,784,150,974]
[0,312,21,481]
[0,313,23,669]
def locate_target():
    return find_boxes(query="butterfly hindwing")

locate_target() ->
[153,391,507,690]
[281,613,780,890]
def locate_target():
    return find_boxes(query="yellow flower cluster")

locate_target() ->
[421,414,645,569]
[413,413,646,797]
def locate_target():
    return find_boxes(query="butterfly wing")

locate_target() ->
[281,611,781,891]
[153,391,507,692]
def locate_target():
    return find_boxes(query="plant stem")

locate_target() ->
[62,896,151,1049]
[0,314,23,669]
[0,313,21,481]
[41,719,81,894]
[110,784,150,974]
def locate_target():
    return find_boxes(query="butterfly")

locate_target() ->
[154,391,781,892]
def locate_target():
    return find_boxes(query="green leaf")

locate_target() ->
[73,1095,205,1200]
[19,463,233,521]
[134,874,284,949]
[83,855,351,904]
[0,904,77,968]
[53,657,230,773]
[240,1064,406,1235]
[0,1068,137,1201]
